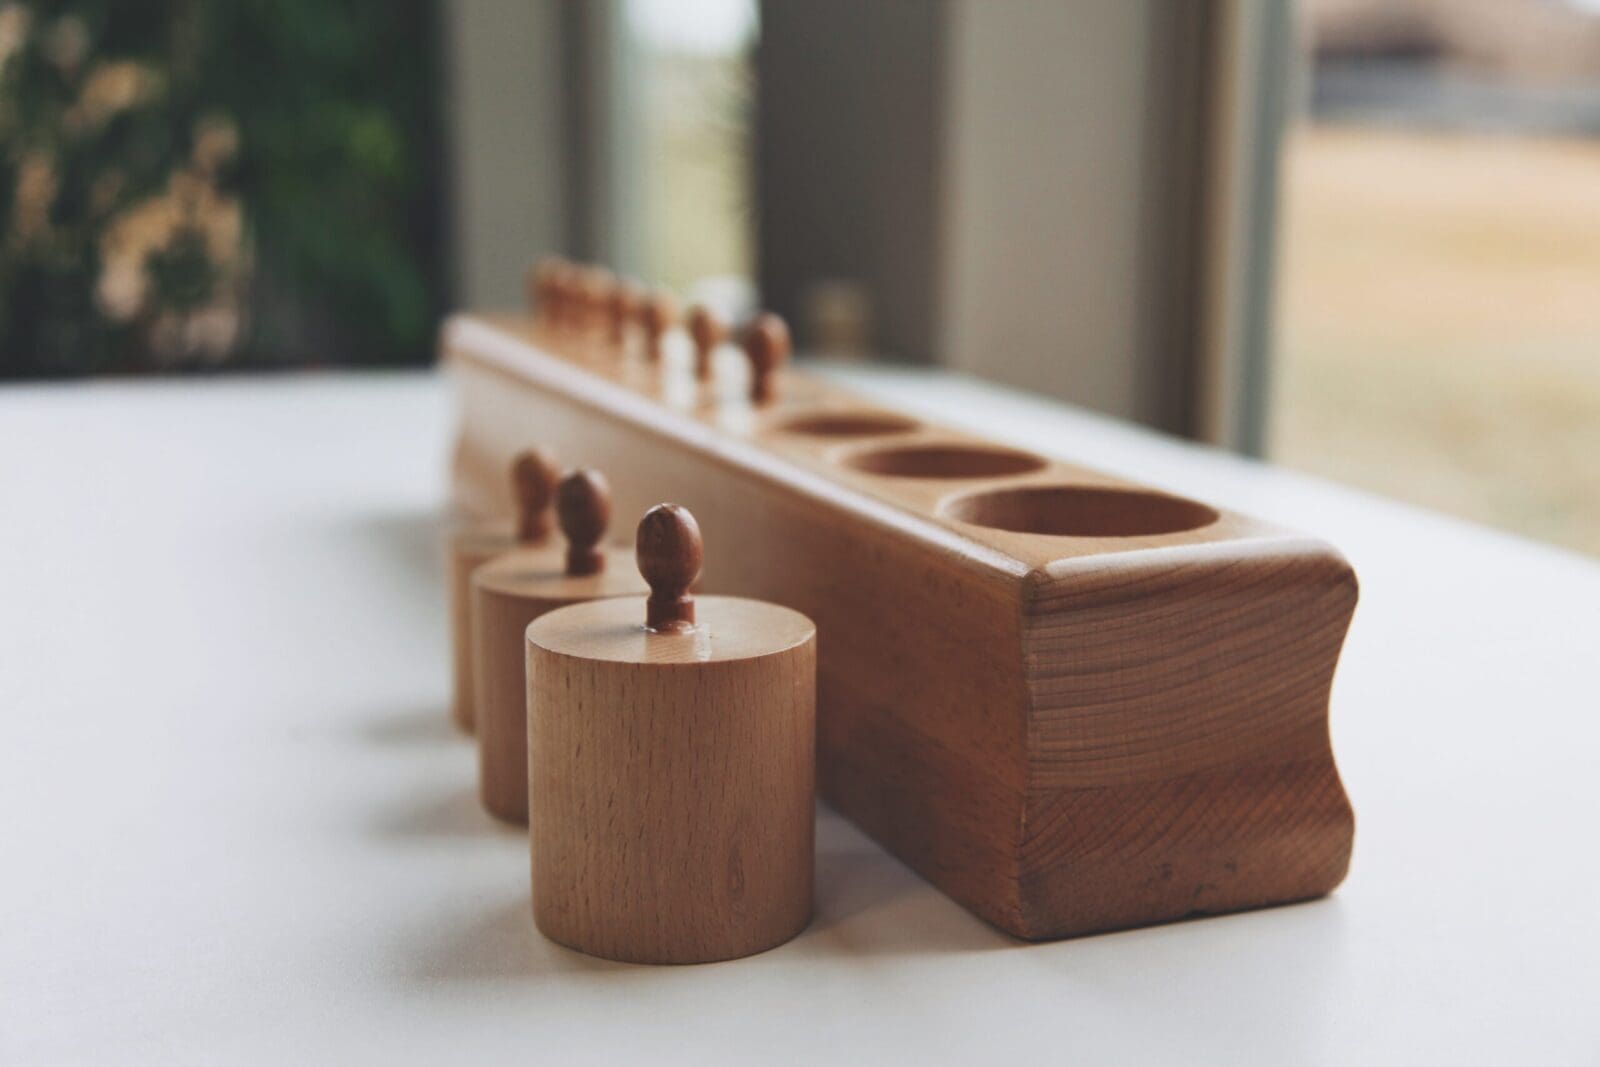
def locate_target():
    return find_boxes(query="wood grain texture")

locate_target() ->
[528,595,816,964]
[470,545,646,824]
[444,311,1358,940]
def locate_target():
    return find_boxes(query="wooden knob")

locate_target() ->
[473,498,648,825]
[524,265,541,312]
[578,267,614,333]
[530,257,567,319]
[742,313,791,405]
[639,292,679,363]
[560,259,592,326]
[556,469,611,576]
[688,305,725,383]
[637,503,702,632]
[511,447,559,543]
[608,280,642,347]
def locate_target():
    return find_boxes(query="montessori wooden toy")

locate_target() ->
[445,259,1358,941]
[447,448,558,732]
[471,468,647,824]
[528,504,816,964]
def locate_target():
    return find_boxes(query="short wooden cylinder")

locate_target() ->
[527,595,817,964]
[471,548,645,824]
[447,523,517,733]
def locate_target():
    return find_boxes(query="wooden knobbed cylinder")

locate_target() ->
[471,468,646,824]
[742,312,791,405]
[447,447,558,732]
[687,304,725,384]
[576,267,615,336]
[607,280,642,349]
[638,291,678,363]
[528,257,565,318]
[527,504,816,964]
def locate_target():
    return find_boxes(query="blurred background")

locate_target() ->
[1,0,1596,556]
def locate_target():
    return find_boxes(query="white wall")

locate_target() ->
[940,0,1156,422]
[442,0,567,309]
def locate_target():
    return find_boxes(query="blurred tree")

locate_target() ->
[0,0,444,378]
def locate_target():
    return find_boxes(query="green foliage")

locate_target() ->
[0,0,444,377]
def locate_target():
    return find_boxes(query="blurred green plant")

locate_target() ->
[0,0,443,377]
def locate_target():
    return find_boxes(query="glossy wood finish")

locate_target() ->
[554,469,611,577]
[528,593,816,964]
[636,503,702,632]
[444,311,1358,939]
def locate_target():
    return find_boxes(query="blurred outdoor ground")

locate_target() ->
[629,0,755,295]
[1271,0,1600,558]
[1270,126,1600,556]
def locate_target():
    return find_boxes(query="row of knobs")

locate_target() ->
[527,258,792,405]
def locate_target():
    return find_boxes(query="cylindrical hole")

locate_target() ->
[777,411,920,438]
[843,443,1047,479]
[942,486,1219,538]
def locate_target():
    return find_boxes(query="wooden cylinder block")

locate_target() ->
[447,524,516,732]
[447,448,559,732]
[472,550,645,823]
[527,595,816,964]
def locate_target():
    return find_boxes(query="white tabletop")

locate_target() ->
[2,368,1597,1065]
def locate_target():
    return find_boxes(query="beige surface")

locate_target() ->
[1273,125,1600,557]
[8,372,1600,1062]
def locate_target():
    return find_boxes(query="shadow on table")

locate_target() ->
[360,702,461,747]
[794,809,1016,958]
[372,784,517,841]
[352,508,1019,969]
[334,508,454,745]
[349,507,450,589]
[404,805,1013,984]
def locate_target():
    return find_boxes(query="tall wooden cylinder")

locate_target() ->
[447,524,516,733]
[446,448,559,733]
[472,550,645,824]
[527,594,816,964]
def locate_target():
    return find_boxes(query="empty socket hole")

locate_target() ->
[942,486,1219,537]
[777,411,920,437]
[843,443,1047,479]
